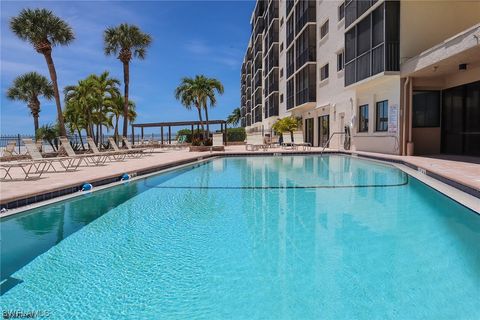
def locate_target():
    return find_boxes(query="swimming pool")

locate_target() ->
[1,155,478,319]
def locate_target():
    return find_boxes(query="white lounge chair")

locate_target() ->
[210,133,225,152]
[0,161,48,180]
[245,134,266,151]
[2,141,18,158]
[23,138,82,172]
[293,131,312,150]
[58,137,107,166]
[281,133,296,150]
[122,136,149,155]
[108,137,142,158]
[87,137,126,161]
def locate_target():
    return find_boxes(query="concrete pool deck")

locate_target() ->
[1,145,479,212]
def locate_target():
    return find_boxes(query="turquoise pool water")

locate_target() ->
[1,155,478,319]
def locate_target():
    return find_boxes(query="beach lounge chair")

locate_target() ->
[2,141,18,158]
[281,134,296,150]
[58,137,108,166]
[121,136,149,155]
[293,131,312,150]
[86,137,126,161]
[0,161,48,180]
[245,133,266,151]
[210,133,225,152]
[266,135,280,149]
[23,138,82,172]
[108,137,142,158]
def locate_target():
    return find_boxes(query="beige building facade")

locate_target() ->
[240,0,480,156]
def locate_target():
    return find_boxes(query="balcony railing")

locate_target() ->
[295,47,316,71]
[295,2,316,35]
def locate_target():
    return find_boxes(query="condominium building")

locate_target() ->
[240,0,480,157]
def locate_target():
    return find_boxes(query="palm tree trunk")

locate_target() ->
[42,51,66,137]
[196,106,205,139]
[33,115,39,134]
[204,105,210,139]
[77,128,85,150]
[114,116,119,143]
[95,124,100,145]
[122,61,130,141]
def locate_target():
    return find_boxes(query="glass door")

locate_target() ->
[305,118,314,145]
[318,115,329,147]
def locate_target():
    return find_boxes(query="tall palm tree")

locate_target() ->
[175,77,205,137]
[110,95,136,142]
[6,72,54,133]
[10,8,74,136]
[174,75,224,140]
[103,24,151,139]
[201,77,224,135]
[227,107,242,127]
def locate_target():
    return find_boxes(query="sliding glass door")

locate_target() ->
[442,81,480,156]
[318,115,329,147]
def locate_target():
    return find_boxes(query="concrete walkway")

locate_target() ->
[1,146,479,206]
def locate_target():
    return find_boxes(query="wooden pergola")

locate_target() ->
[131,120,228,144]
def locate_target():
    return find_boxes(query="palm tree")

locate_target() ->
[64,100,87,149]
[110,95,136,142]
[64,72,120,143]
[174,75,224,141]
[104,24,151,139]
[175,77,205,137]
[6,72,54,133]
[10,8,74,136]
[64,78,98,138]
[200,77,224,135]
[227,107,242,127]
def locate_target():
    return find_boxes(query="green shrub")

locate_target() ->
[226,127,246,142]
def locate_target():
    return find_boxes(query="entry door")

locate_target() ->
[442,81,480,156]
[318,115,329,147]
[305,118,314,145]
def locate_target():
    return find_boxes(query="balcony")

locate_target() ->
[253,106,262,123]
[286,47,295,78]
[265,93,279,118]
[286,78,295,110]
[254,17,265,39]
[295,64,316,106]
[266,0,279,27]
[286,0,294,17]
[295,0,316,35]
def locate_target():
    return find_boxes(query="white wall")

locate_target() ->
[351,77,402,155]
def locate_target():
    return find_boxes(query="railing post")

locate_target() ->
[18,134,21,154]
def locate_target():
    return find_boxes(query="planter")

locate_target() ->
[189,146,224,152]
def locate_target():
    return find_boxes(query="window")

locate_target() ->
[320,63,329,81]
[338,2,345,21]
[413,91,440,127]
[320,20,329,39]
[359,104,369,132]
[375,100,388,131]
[280,68,284,78]
[280,94,284,103]
[337,50,344,71]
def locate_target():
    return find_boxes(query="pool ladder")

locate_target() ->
[320,132,345,156]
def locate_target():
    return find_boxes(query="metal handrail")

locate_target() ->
[320,132,345,156]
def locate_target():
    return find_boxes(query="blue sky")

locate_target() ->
[0,0,254,135]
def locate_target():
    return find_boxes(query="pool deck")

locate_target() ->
[1,145,479,212]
